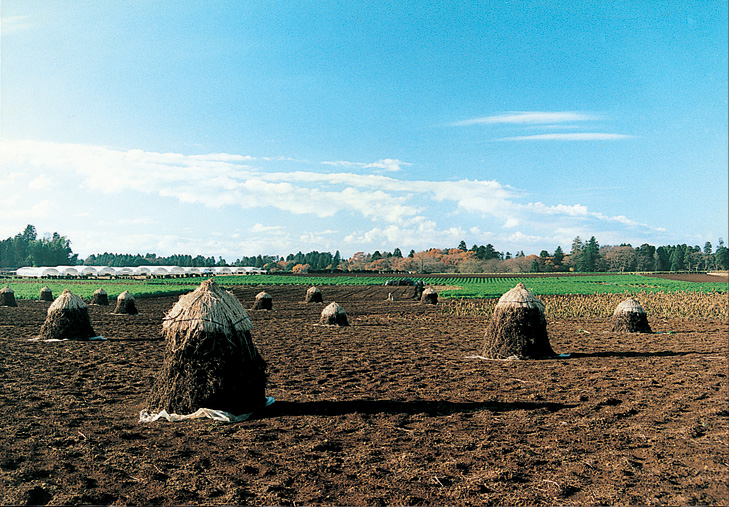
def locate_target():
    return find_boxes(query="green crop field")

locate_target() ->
[0,273,726,301]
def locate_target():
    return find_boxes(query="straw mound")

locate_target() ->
[319,302,349,326]
[611,297,652,333]
[481,283,555,359]
[39,290,97,341]
[305,286,323,303]
[39,286,53,302]
[147,279,267,415]
[113,291,138,314]
[413,281,424,300]
[252,291,273,310]
[421,287,438,305]
[91,288,109,306]
[0,286,17,307]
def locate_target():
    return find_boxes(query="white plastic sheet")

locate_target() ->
[139,396,275,423]
[29,336,106,342]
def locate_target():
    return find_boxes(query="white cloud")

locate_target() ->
[452,111,598,126]
[322,158,411,173]
[0,138,661,257]
[1,15,33,35]
[496,133,632,141]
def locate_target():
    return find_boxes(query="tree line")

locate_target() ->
[2,225,728,273]
[0,225,77,269]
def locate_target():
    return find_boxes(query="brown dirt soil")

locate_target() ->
[0,285,727,506]
[646,272,729,283]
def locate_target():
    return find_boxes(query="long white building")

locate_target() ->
[14,265,266,278]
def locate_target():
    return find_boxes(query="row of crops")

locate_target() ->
[441,291,729,320]
[1,273,726,301]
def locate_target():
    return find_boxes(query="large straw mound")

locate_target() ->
[91,288,109,306]
[0,286,17,307]
[305,286,323,303]
[39,290,97,340]
[319,302,349,326]
[252,291,273,310]
[147,279,267,415]
[481,283,555,359]
[611,297,652,333]
[421,287,438,305]
[113,291,138,314]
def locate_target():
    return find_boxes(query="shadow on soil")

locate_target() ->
[566,350,699,359]
[257,399,577,419]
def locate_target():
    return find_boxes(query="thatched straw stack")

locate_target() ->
[305,286,323,303]
[611,297,652,333]
[413,281,424,300]
[91,288,109,306]
[39,290,97,341]
[146,279,267,415]
[252,291,273,310]
[0,286,17,307]
[421,287,438,305]
[319,302,349,326]
[113,291,138,314]
[481,283,555,359]
[39,286,53,302]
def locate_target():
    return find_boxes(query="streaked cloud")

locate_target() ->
[322,158,411,173]
[0,15,33,35]
[497,133,632,141]
[452,111,598,126]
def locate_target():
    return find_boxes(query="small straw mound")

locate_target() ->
[305,286,323,303]
[252,291,273,310]
[413,281,424,300]
[146,279,267,415]
[39,286,53,302]
[39,289,97,340]
[481,283,555,359]
[91,288,109,306]
[113,290,138,314]
[611,297,652,333]
[0,286,17,307]
[319,302,349,326]
[421,287,438,305]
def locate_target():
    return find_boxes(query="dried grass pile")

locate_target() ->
[91,288,109,306]
[113,290,138,314]
[305,286,323,303]
[146,279,267,415]
[413,281,424,300]
[421,287,438,305]
[611,297,652,333]
[39,290,97,341]
[39,286,53,302]
[0,286,17,307]
[252,291,273,310]
[481,283,555,359]
[319,302,349,326]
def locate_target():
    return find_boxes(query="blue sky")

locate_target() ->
[1,1,727,260]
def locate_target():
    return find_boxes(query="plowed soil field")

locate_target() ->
[1,285,727,506]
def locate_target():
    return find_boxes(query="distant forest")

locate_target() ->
[2,225,728,274]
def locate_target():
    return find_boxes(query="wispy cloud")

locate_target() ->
[1,15,33,35]
[452,111,598,126]
[0,138,660,256]
[322,158,411,173]
[497,133,632,141]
